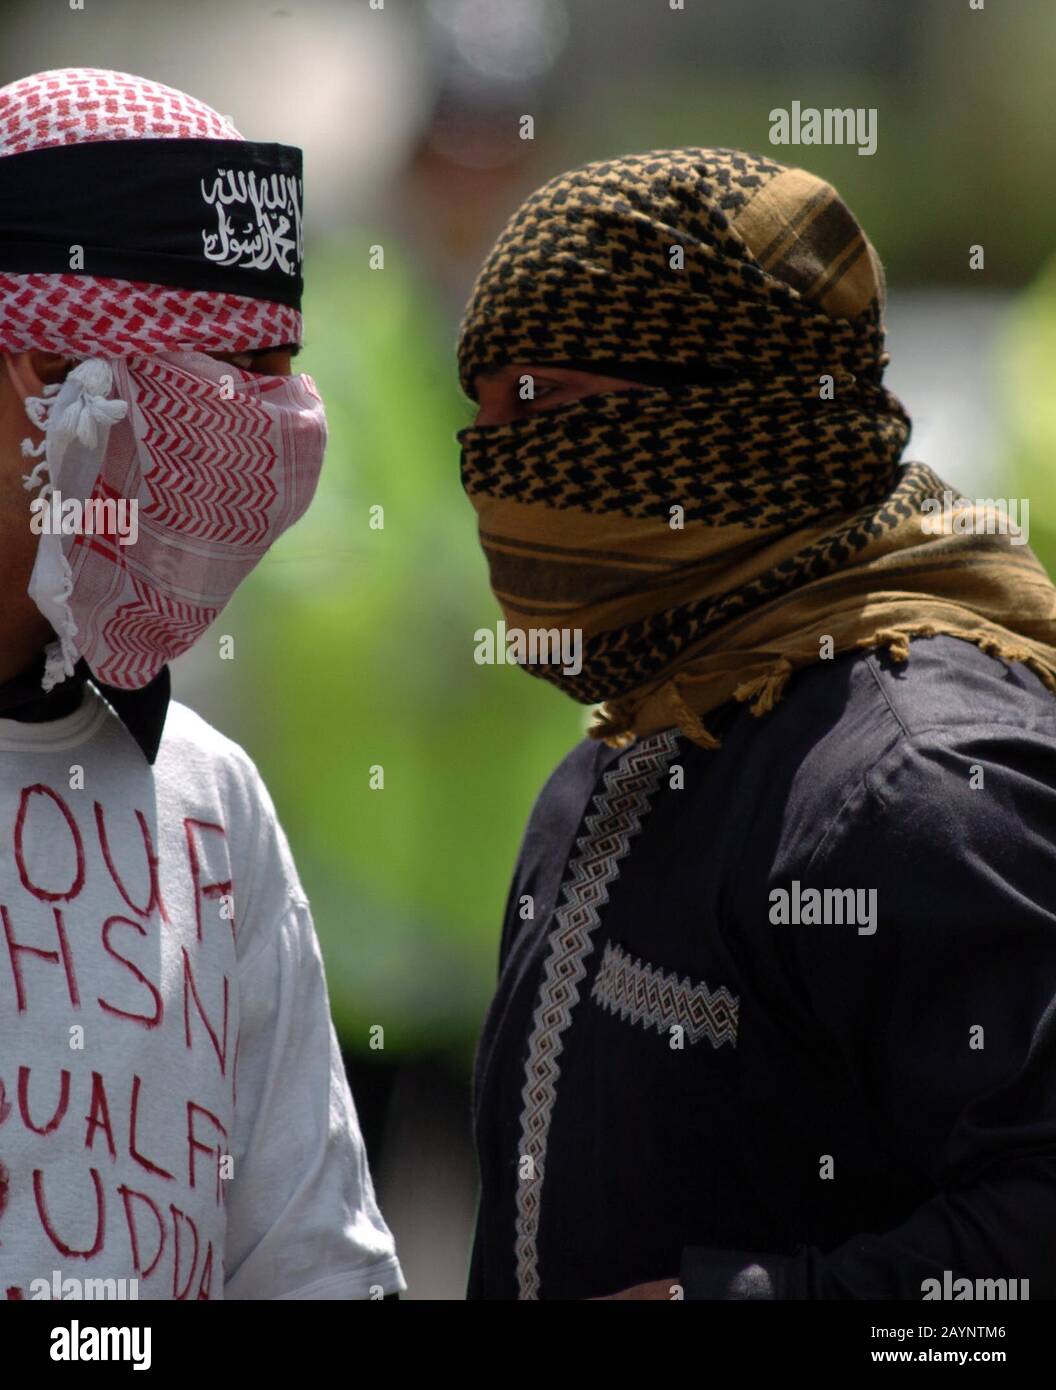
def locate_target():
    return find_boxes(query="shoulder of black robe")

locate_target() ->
[0,650,171,764]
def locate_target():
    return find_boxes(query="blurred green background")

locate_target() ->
[2,0,1053,1296]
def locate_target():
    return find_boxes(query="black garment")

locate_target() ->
[469,635,1056,1299]
[0,651,170,762]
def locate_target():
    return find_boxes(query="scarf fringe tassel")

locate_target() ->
[593,626,1056,751]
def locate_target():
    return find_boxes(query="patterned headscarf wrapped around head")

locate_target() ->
[0,69,322,698]
[457,148,1056,745]
[0,66,302,355]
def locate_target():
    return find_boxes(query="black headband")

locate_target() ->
[0,138,304,309]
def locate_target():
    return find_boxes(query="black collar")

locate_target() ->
[0,651,171,763]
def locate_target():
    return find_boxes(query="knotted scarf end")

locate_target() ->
[20,360,129,691]
[733,658,795,717]
[860,624,1056,696]
[588,681,723,751]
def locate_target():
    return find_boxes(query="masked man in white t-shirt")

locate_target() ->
[0,67,404,1301]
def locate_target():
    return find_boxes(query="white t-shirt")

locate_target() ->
[0,688,404,1301]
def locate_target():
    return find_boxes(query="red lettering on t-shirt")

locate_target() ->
[2,905,80,1011]
[94,803,170,923]
[129,1075,174,1182]
[18,1065,70,1136]
[118,1184,166,1279]
[170,1204,200,1300]
[84,1071,117,1160]
[98,916,163,1028]
[196,1240,215,1300]
[181,948,229,1076]
[14,785,86,902]
[183,818,234,944]
[33,1166,105,1259]
[231,1024,241,1108]
[186,1101,228,1204]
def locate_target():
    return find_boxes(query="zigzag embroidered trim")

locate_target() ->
[513,729,680,1300]
[590,940,739,1049]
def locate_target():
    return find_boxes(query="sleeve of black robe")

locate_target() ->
[681,722,1056,1299]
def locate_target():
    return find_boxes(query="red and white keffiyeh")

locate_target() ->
[0,68,302,355]
[20,353,325,691]
[1,69,323,692]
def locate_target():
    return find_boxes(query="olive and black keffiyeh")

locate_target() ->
[456,148,1056,746]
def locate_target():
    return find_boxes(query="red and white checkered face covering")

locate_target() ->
[18,354,326,690]
[0,69,325,690]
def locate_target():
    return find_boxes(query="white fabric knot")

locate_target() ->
[48,358,129,451]
[18,357,130,690]
[21,357,129,489]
